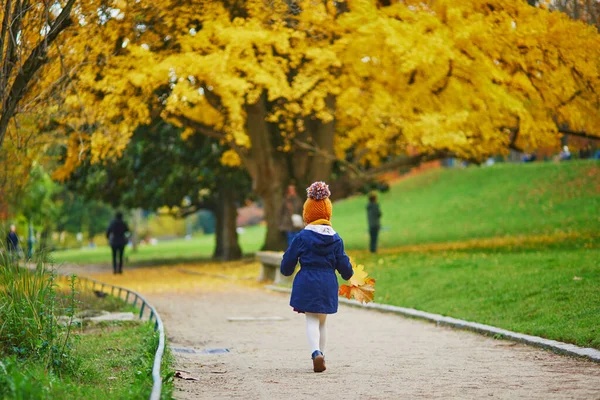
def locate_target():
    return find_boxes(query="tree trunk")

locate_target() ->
[243,93,289,251]
[213,204,224,258]
[305,96,336,185]
[131,208,142,252]
[213,184,242,261]
[241,93,338,251]
[260,183,287,251]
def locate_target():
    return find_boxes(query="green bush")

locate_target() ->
[0,249,77,371]
[0,356,75,399]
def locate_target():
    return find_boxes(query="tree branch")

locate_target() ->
[294,137,450,182]
[558,128,600,140]
[432,59,453,95]
[164,112,225,140]
[3,0,29,90]
[364,152,450,179]
[0,0,76,150]
[0,0,13,91]
[293,138,363,176]
[176,201,217,218]
[328,151,450,200]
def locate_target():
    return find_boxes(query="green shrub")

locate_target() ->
[0,249,77,371]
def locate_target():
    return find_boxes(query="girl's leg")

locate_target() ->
[305,313,320,353]
[306,313,327,372]
[318,314,327,353]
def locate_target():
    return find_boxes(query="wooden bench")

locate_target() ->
[256,251,294,286]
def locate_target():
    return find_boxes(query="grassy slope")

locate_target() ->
[53,160,599,264]
[353,241,600,349]
[335,160,598,348]
[334,160,600,250]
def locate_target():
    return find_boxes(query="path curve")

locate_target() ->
[148,283,600,400]
[57,263,600,399]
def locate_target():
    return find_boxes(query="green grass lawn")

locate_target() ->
[67,322,172,399]
[334,160,600,250]
[0,262,173,400]
[0,322,173,400]
[53,160,599,265]
[52,224,265,265]
[350,238,600,349]
[51,160,600,349]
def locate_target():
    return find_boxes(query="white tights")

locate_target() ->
[305,313,327,354]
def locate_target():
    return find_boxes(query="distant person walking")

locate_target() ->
[106,212,130,274]
[6,224,19,259]
[367,192,382,253]
[279,184,304,247]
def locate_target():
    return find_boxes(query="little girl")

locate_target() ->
[280,181,354,373]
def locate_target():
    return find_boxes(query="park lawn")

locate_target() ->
[0,323,173,400]
[66,322,172,399]
[334,160,600,250]
[51,224,265,266]
[53,160,599,265]
[350,238,600,349]
[0,275,174,400]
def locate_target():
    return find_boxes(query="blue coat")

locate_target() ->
[280,225,353,314]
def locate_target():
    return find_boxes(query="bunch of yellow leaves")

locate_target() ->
[339,263,376,304]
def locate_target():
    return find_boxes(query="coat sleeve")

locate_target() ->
[335,239,354,281]
[280,235,303,276]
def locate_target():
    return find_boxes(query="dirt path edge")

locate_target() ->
[264,285,600,363]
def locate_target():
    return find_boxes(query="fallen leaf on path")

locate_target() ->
[175,370,200,381]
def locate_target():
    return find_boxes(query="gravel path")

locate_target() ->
[147,283,600,400]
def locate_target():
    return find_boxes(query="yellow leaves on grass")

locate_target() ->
[339,263,376,304]
[365,231,599,257]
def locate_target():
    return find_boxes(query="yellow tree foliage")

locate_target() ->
[22,0,600,248]
[0,0,150,195]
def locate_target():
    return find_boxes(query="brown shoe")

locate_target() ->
[312,351,326,373]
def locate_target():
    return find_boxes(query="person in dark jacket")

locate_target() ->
[106,212,130,274]
[367,192,382,253]
[279,184,304,247]
[281,181,353,373]
[6,224,19,259]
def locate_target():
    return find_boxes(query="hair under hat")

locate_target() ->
[303,181,333,224]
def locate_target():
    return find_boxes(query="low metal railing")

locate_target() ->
[59,274,166,400]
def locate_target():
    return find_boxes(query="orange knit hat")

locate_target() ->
[303,181,333,224]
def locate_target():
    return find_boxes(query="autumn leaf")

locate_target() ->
[349,263,369,286]
[339,263,376,304]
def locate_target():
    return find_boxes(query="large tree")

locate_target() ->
[51,0,600,249]
[65,119,253,260]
